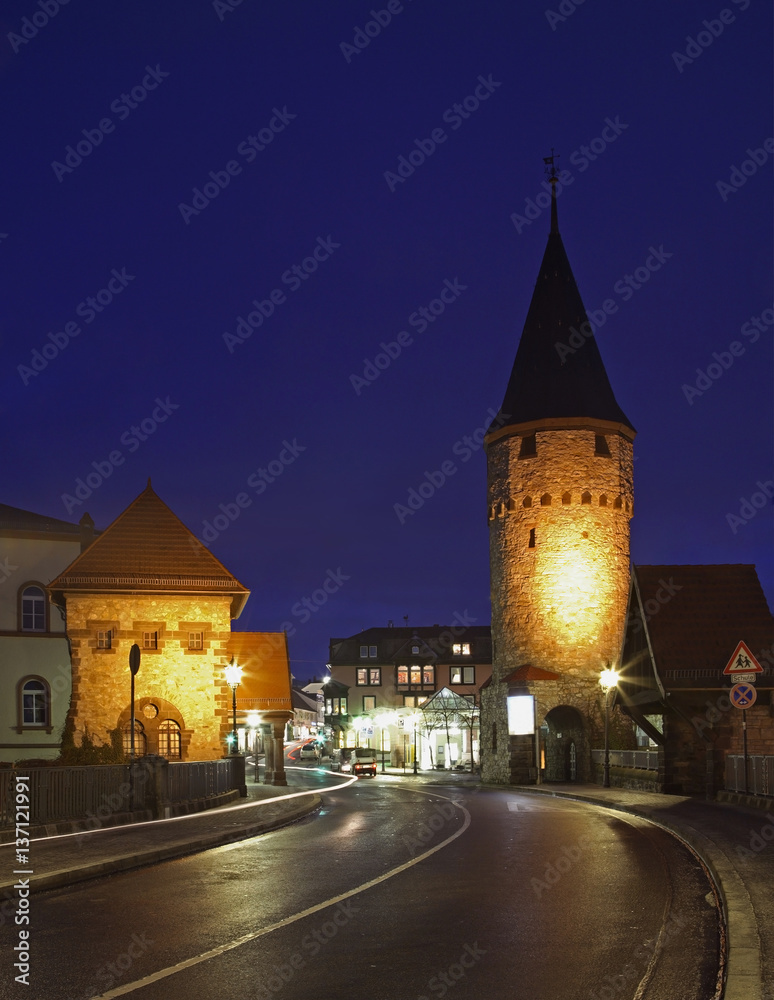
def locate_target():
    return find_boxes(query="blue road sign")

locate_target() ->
[730,683,757,709]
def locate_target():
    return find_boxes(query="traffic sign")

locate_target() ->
[730,683,757,709]
[723,641,763,677]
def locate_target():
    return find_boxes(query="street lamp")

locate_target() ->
[599,666,620,788]
[224,658,242,754]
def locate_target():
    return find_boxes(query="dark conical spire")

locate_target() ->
[490,165,634,434]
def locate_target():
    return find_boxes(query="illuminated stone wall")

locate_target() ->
[488,426,633,681]
[65,594,234,760]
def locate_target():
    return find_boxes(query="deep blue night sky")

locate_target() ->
[2,1,771,682]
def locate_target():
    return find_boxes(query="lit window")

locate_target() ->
[359,645,368,658]
[410,665,422,686]
[417,696,427,706]
[452,643,471,656]
[356,668,368,685]
[97,630,112,649]
[123,721,146,756]
[363,696,376,712]
[412,645,420,654]
[397,666,408,686]
[188,632,203,650]
[403,695,417,707]
[369,645,377,658]
[340,697,347,714]
[143,631,158,649]
[451,666,476,685]
[21,679,49,726]
[159,720,182,759]
[422,666,434,686]
[20,586,46,632]
[369,668,381,685]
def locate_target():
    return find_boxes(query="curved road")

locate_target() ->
[10,771,720,1000]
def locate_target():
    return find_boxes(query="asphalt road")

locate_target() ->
[2,772,720,1000]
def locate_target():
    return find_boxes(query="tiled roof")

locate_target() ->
[329,625,492,664]
[0,503,82,536]
[489,203,635,433]
[228,632,292,711]
[633,565,773,685]
[48,483,249,616]
[504,664,562,683]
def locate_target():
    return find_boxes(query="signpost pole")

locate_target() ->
[128,644,141,804]
[742,708,749,795]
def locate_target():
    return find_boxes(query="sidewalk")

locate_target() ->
[0,769,322,896]
[509,782,774,1000]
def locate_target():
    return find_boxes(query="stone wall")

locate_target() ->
[65,594,234,761]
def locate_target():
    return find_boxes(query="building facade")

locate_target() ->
[481,180,637,784]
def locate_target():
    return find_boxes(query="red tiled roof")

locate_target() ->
[227,632,292,712]
[634,565,773,681]
[504,664,562,683]
[49,484,249,617]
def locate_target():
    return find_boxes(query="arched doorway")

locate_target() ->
[118,697,191,760]
[542,705,588,782]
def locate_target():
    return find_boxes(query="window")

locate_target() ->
[519,434,536,457]
[97,630,112,649]
[158,720,182,759]
[122,721,146,757]
[528,528,536,548]
[188,632,203,650]
[452,643,471,656]
[20,585,46,632]
[369,645,377,658]
[423,665,434,686]
[562,492,571,505]
[356,668,368,685]
[522,496,532,508]
[540,493,551,506]
[326,697,348,715]
[143,631,158,649]
[359,645,368,658]
[21,679,49,726]
[451,666,476,685]
[403,695,428,707]
[581,491,592,504]
[363,696,376,712]
[397,664,434,690]
[369,668,381,685]
[595,435,611,456]
[411,645,419,654]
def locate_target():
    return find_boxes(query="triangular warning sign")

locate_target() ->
[723,640,764,675]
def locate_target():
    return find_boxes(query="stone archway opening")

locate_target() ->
[542,705,588,782]
[117,696,191,761]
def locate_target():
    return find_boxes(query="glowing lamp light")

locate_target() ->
[599,667,620,691]
[507,695,535,735]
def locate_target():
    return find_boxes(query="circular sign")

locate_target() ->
[730,683,757,709]
[129,643,141,675]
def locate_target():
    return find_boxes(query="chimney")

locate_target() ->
[79,512,95,552]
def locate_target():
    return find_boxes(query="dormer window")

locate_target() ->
[452,643,471,656]
[412,645,419,654]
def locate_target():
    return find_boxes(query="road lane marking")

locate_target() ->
[89,790,470,998]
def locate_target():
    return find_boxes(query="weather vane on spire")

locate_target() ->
[543,148,560,233]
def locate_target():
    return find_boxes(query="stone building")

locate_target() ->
[481,179,637,784]
[48,482,254,761]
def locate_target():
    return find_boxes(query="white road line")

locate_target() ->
[90,790,471,999]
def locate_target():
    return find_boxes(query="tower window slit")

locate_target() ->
[528,528,535,548]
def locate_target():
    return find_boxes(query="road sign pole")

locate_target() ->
[743,708,749,795]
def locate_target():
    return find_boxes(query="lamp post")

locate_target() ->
[224,658,242,754]
[599,666,620,788]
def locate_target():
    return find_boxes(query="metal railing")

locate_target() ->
[591,749,660,771]
[725,755,774,797]
[166,760,234,802]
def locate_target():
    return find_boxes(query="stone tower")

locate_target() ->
[481,174,636,785]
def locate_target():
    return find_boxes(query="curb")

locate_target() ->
[513,786,762,1000]
[2,794,321,895]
